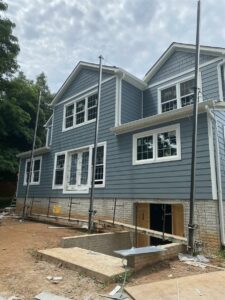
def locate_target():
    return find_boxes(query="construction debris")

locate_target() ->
[35,292,71,300]
[178,253,210,269]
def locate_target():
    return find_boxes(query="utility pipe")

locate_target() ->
[206,104,225,247]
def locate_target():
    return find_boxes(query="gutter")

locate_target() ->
[111,100,225,135]
[206,104,225,247]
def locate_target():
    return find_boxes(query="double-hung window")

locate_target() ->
[133,124,181,165]
[53,154,65,188]
[63,93,98,130]
[159,77,198,113]
[24,157,42,185]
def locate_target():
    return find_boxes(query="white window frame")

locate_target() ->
[52,151,66,189]
[23,156,42,185]
[62,90,98,132]
[133,124,181,165]
[158,74,202,114]
[52,142,106,193]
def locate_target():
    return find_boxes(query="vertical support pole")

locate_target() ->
[22,91,42,218]
[68,197,72,221]
[30,197,34,216]
[88,55,104,232]
[47,197,51,217]
[162,204,166,241]
[135,203,138,248]
[112,198,117,225]
[188,0,201,255]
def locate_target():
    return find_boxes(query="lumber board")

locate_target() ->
[99,219,187,244]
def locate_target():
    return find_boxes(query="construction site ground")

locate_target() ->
[0,217,224,300]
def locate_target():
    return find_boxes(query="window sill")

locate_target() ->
[133,155,181,165]
[62,118,96,132]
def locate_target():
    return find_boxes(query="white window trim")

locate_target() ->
[52,151,66,190]
[133,124,181,165]
[23,156,42,185]
[62,89,98,132]
[52,142,106,193]
[158,74,203,114]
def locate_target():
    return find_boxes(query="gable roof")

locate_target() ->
[51,61,147,106]
[144,42,225,84]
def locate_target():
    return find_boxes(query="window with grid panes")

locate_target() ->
[55,154,65,185]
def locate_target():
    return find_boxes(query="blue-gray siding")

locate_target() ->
[214,111,225,198]
[59,68,112,102]
[121,80,142,124]
[143,58,222,118]
[149,51,217,85]
[18,111,213,201]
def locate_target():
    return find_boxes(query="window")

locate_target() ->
[133,124,181,165]
[53,143,106,192]
[159,77,199,113]
[24,157,42,185]
[94,146,105,185]
[63,92,98,130]
[53,154,65,188]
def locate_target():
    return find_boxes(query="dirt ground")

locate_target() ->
[0,217,223,300]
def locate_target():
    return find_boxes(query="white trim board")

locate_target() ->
[132,123,181,165]
[23,156,42,186]
[147,57,222,89]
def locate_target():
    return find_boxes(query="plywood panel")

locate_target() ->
[172,204,184,237]
[137,203,150,247]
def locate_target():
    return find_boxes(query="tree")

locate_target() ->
[0,0,20,91]
[0,1,53,181]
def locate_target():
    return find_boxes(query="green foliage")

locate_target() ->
[0,1,53,180]
[0,0,19,83]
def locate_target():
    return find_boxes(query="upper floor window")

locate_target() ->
[159,78,198,113]
[63,93,98,131]
[24,157,42,185]
[133,124,181,165]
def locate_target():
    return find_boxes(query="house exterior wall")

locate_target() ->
[121,80,142,123]
[143,54,222,118]
[16,47,225,252]
[148,51,217,85]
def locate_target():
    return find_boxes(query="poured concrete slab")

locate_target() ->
[35,292,71,300]
[39,247,128,282]
[126,270,225,300]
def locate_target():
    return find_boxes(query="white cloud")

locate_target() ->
[5,0,225,92]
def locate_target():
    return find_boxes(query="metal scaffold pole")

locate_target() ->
[88,55,103,232]
[188,0,201,255]
[22,91,42,218]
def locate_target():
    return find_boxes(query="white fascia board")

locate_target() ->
[115,68,147,90]
[44,114,53,127]
[16,146,50,159]
[111,100,225,135]
[50,62,118,106]
[144,42,225,84]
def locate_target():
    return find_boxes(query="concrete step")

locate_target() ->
[38,247,129,283]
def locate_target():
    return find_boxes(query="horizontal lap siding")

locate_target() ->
[201,62,220,100]
[59,68,112,102]
[96,113,211,200]
[144,58,222,118]
[149,51,216,85]
[214,111,225,198]
[121,80,142,123]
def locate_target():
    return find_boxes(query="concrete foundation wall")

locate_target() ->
[16,197,222,253]
[127,243,186,271]
[61,231,132,257]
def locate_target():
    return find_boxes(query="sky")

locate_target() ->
[4,0,225,93]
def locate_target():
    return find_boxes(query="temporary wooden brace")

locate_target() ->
[99,219,187,244]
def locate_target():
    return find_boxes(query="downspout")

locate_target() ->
[206,104,225,247]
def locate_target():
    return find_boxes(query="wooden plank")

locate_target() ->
[172,204,184,237]
[99,219,187,244]
[137,203,149,247]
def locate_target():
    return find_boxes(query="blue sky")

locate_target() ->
[5,0,225,92]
